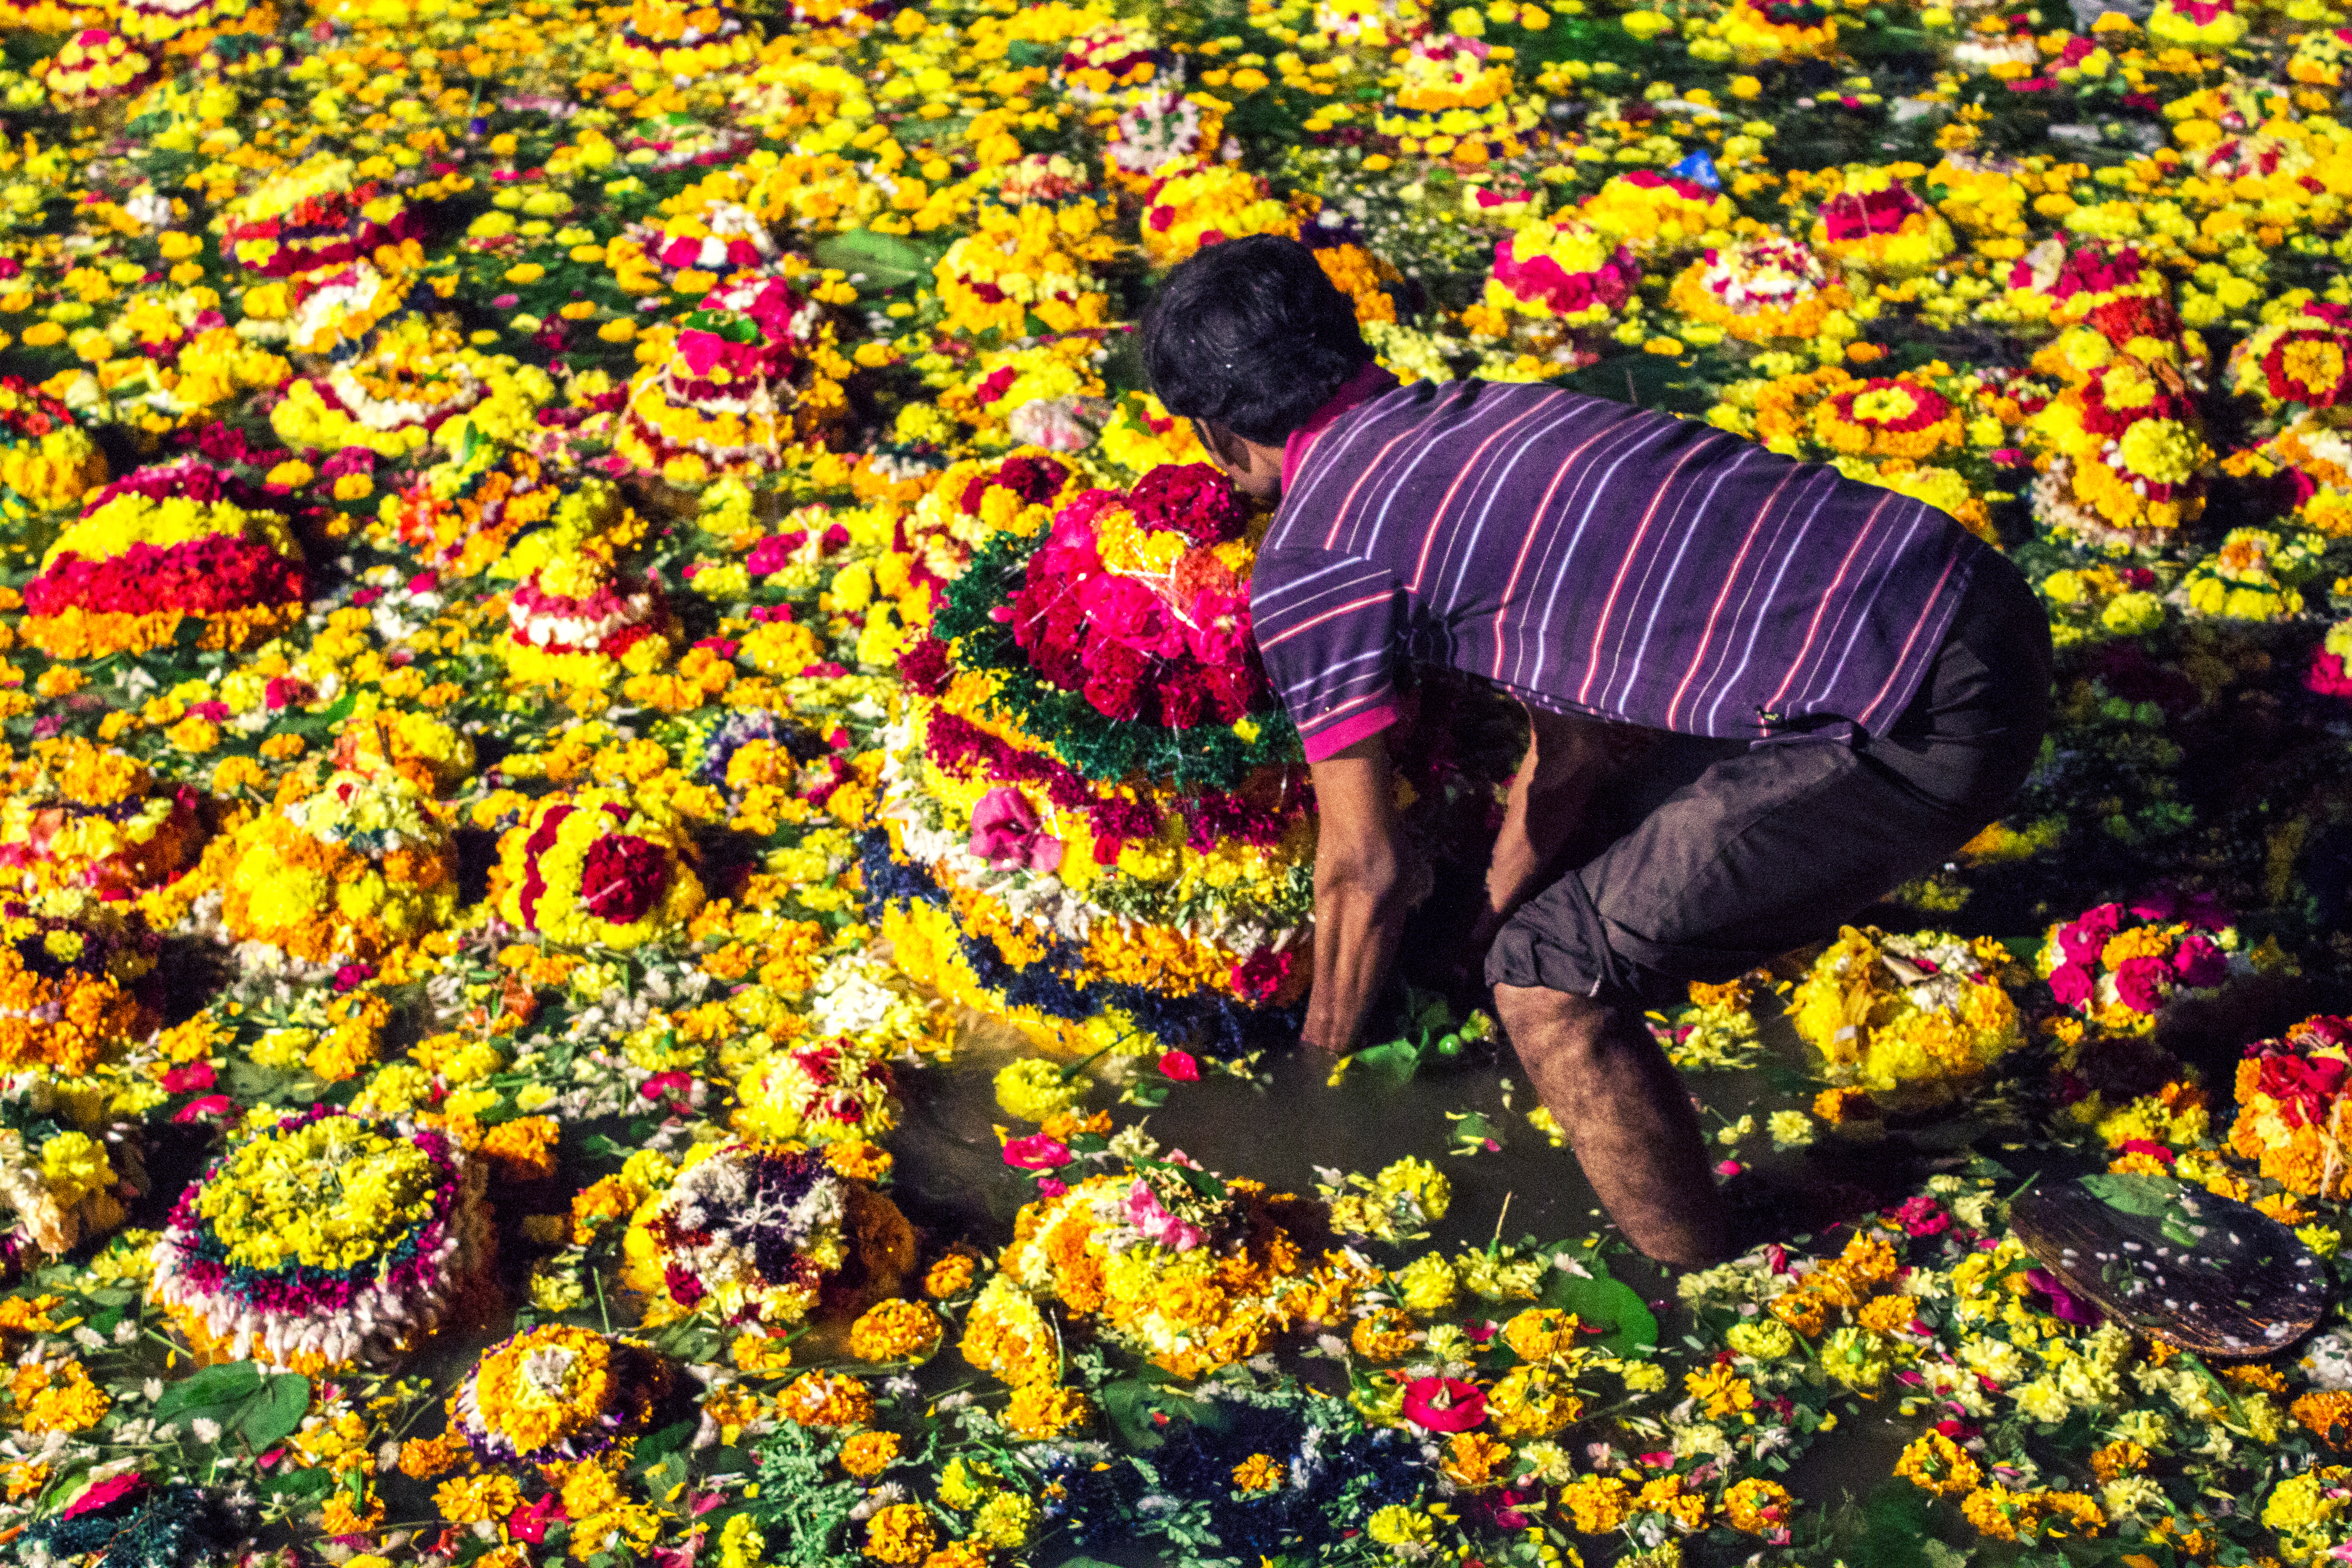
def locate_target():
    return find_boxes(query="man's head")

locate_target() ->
[1142,234,1372,499]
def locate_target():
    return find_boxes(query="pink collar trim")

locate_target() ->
[1280,360,1399,494]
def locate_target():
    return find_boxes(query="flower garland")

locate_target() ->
[490,789,706,950]
[2180,526,2323,622]
[0,377,106,540]
[150,1107,492,1372]
[2230,298,2352,414]
[1790,926,2024,1110]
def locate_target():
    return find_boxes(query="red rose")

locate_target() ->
[578,833,670,925]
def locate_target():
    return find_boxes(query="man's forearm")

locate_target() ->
[1303,862,1416,1054]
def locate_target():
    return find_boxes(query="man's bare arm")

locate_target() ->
[1302,730,1422,1054]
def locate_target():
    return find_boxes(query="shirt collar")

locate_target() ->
[1281,360,1399,494]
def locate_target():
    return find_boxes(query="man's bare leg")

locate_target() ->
[1494,982,1728,1267]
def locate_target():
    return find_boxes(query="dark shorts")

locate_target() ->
[1485,556,2053,1008]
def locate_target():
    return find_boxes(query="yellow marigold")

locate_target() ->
[1352,1307,1418,1362]
[839,1429,902,1478]
[1003,1382,1089,1440]
[434,1471,522,1524]
[1558,1474,1633,1534]
[848,1298,945,1365]
[779,1371,875,1429]
[864,1503,938,1564]
[398,1433,463,1479]
[1441,1432,1513,1490]
[1896,1431,1983,1497]
[924,1251,979,1299]
[1231,1453,1286,1492]
[1490,1364,1583,1436]
[1500,1306,1582,1363]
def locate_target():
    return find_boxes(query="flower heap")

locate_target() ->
[112,0,265,50]
[2028,335,2214,547]
[2180,525,2323,621]
[1581,170,1736,257]
[612,0,759,79]
[0,377,106,553]
[448,1323,676,1466]
[1480,213,1642,341]
[615,272,851,489]
[20,463,305,659]
[731,1037,900,1146]
[150,1107,493,1372]
[2230,1015,2352,1200]
[215,747,460,971]
[1719,0,1839,59]
[496,533,678,692]
[932,200,1119,339]
[608,198,783,293]
[2002,238,2171,331]
[2148,0,2246,49]
[222,155,429,279]
[996,1141,1377,1378]
[490,789,706,951]
[1811,167,1956,277]
[268,315,497,461]
[1376,33,1537,162]
[1666,235,1854,350]
[621,1141,907,1332]
[2038,894,2238,1036]
[385,441,577,580]
[1791,926,2024,1112]
[0,739,204,903]
[282,258,418,358]
[0,890,160,1076]
[1056,19,1161,101]
[1138,165,1299,270]
[872,458,1313,1059]
[39,29,156,110]
[0,1073,142,1259]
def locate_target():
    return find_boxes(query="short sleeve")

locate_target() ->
[1248,545,1403,763]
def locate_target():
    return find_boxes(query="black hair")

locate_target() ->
[1141,234,1374,447]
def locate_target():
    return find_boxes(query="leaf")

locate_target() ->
[809,231,946,294]
[152,1362,265,1426]
[1095,1378,1171,1452]
[239,1373,313,1452]
[1349,1039,1424,1082]
[1539,1245,1658,1356]
[266,1466,334,1499]
[2079,1172,2179,1218]
[627,1419,697,1475]
[1850,1480,1936,1568]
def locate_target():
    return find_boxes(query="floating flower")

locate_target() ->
[731,1039,899,1145]
[614,273,851,489]
[612,0,759,78]
[1484,215,1641,328]
[1790,926,2023,1110]
[1138,165,1299,270]
[1666,235,1851,347]
[0,739,204,901]
[2149,0,2245,49]
[1582,171,1735,256]
[2180,527,2323,622]
[1720,0,1838,59]
[222,156,430,279]
[451,1324,675,1465]
[2230,299,2352,413]
[933,201,1118,338]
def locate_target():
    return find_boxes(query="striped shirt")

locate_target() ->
[1253,374,1988,763]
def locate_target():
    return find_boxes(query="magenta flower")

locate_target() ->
[1002,1133,1071,1171]
[969,788,1064,873]
[1401,1376,1487,1432]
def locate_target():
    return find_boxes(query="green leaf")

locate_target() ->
[1349,1039,1424,1082]
[239,1373,313,1452]
[2079,1172,2178,1217]
[1850,1480,1936,1568]
[810,231,946,294]
[1539,1246,1658,1357]
[628,1419,697,1476]
[267,1466,334,1499]
[152,1362,264,1426]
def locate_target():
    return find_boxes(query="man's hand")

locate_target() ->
[1302,730,1422,1054]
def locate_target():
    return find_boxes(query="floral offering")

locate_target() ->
[216,760,457,970]
[222,155,429,279]
[2230,1015,2352,1198]
[150,1107,492,1372]
[1667,235,1852,348]
[1483,213,1642,328]
[448,1323,676,1465]
[39,29,155,109]
[614,273,851,488]
[490,789,706,950]
[1582,170,1736,255]
[2038,893,2238,1033]
[1791,926,2023,1109]
[1811,167,1956,277]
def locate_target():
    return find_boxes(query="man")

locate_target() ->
[1142,235,2051,1266]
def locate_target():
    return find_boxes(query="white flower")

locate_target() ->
[190,1417,223,1444]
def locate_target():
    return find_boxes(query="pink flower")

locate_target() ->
[172,1094,235,1122]
[2022,1268,2100,1326]
[509,1492,566,1544]
[969,788,1064,873]
[2119,1139,2175,1164]
[2047,961,2097,1009]
[2057,903,2123,965]
[1125,1178,1206,1251]
[1401,1376,1487,1432]
[1158,1049,1200,1082]
[2172,933,2227,989]
[63,1475,146,1519]
[1003,1133,1071,1171]
[161,1061,215,1093]
[2113,955,2171,1014]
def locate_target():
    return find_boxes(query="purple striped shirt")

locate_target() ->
[1253,376,1987,762]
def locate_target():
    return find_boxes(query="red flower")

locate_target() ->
[63,1474,147,1519]
[578,833,670,925]
[1401,1376,1487,1432]
[2047,961,2095,1009]
[1127,462,1249,546]
[2113,956,2171,1014]
[1158,1050,1200,1082]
